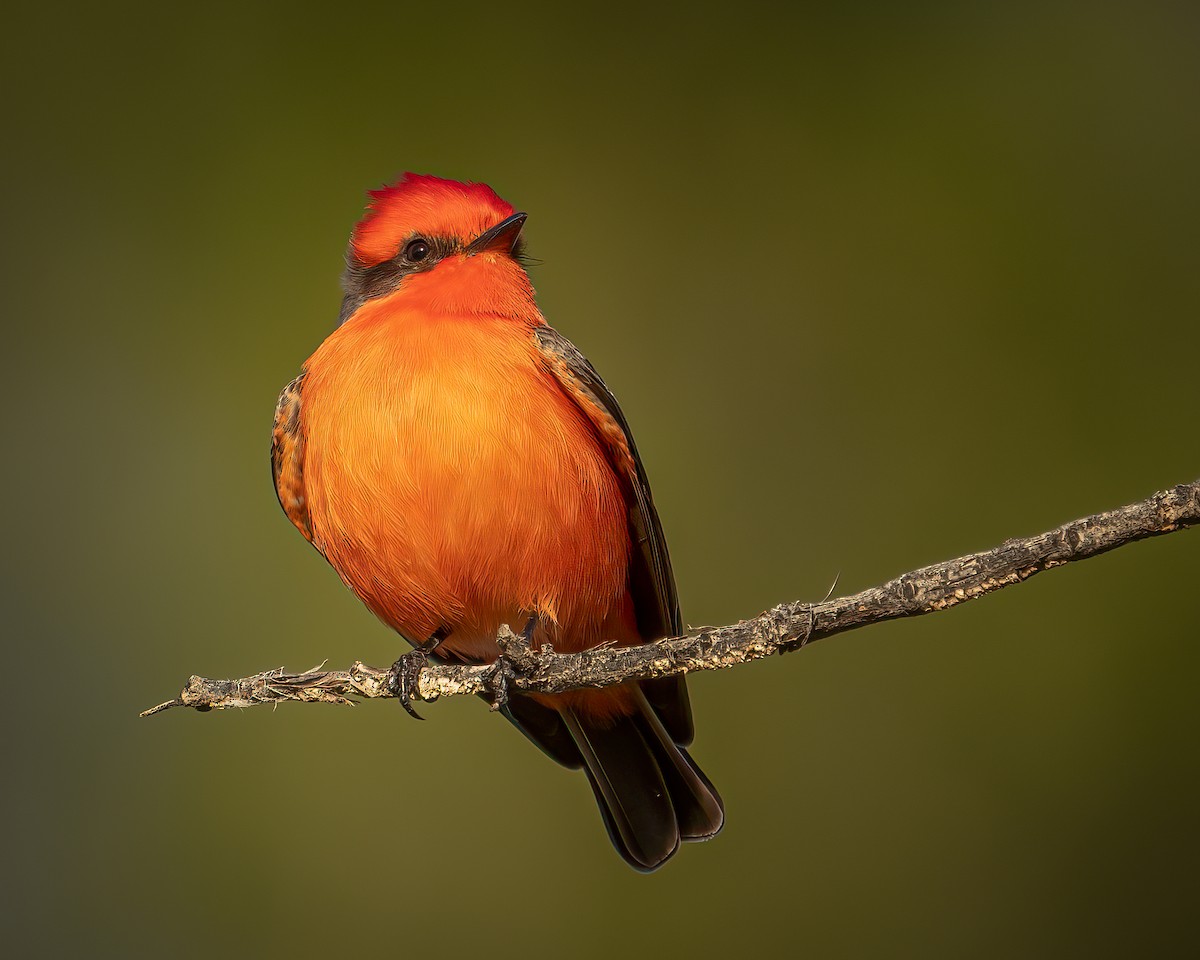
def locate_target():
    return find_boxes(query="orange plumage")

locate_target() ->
[273,174,723,868]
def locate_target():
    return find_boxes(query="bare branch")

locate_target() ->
[141,479,1198,718]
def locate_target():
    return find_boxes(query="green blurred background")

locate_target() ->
[4,1,1197,956]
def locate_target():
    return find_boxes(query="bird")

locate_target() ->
[271,173,723,870]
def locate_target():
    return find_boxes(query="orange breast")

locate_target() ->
[299,303,638,666]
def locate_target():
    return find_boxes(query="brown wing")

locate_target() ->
[533,325,693,744]
[271,374,314,543]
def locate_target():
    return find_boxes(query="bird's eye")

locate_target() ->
[403,238,431,263]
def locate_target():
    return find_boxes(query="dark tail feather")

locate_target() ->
[561,694,724,871]
[632,691,724,841]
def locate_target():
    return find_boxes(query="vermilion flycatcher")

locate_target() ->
[271,174,723,870]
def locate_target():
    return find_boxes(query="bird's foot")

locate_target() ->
[386,631,446,720]
[485,615,540,712]
[482,656,517,712]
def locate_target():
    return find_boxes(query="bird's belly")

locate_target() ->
[301,317,635,661]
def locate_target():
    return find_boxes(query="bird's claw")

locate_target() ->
[483,655,518,712]
[485,615,539,712]
[387,646,432,720]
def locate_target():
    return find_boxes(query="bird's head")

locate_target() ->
[337,173,536,326]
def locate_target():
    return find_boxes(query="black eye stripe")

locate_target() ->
[336,230,529,329]
[396,234,456,266]
[336,234,459,326]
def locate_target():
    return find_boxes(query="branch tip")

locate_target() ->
[139,699,184,718]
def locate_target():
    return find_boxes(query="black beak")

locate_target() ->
[465,212,527,256]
